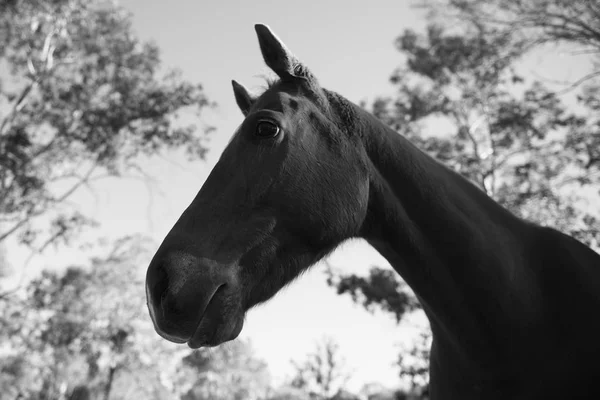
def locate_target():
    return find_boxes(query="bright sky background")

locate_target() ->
[2,0,594,392]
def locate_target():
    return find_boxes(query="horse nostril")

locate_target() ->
[146,251,232,343]
[149,262,170,310]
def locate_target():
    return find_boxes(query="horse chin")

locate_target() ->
[187,314,244,349]
[186,287,245,349]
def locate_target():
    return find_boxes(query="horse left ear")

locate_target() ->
[232,80,256,116]
[255,24,308,80]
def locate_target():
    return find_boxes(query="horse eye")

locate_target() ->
[255,120,280,138]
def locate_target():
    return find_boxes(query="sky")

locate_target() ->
[2,0,594,392]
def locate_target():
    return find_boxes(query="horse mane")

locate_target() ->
[322,89,359,137]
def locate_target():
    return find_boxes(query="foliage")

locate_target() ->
[358,384,428,400]
[0,0,212,253]
[396,331,431,392]
[176,340,272,400]
[431,1,600,56]
[326,267,419,323]
[288,338,353,400]
[0,243,8,278]
[0,235,172,399]
[265,386,312,400]
[0,2,279,399]
[329,1,600,389]
[420,0,600,92]
[0,235,275,400]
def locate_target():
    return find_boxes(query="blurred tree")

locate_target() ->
[326,267,420,323]
[396,331,431,393]
[175,339,272,400]
[423,0,600,88]
[0,243,8,278]
[288,337,353,400]
[0,235,278,400]
[0,235,176,399]
[357,382,430,400]
[0,0,212,257]
[265,386,311,400]
[328,9,600,391]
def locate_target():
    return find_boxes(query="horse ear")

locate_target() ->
[232,80,255,116]
[255,24,306,80]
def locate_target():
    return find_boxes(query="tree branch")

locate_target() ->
[51,163,97,204]
[0,163,97,244]
[555,70,600,94]
[103,365,118,400]
[555,170,600,188]
[0,204,36,242]
[0,75,40,136]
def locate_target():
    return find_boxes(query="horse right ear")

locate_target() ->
[232,80,255,116]
[255,24,299,80]
[255,24,317,83]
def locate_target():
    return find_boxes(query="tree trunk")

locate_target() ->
[103,366,117,400]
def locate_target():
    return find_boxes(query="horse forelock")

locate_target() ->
[254,76,359,143]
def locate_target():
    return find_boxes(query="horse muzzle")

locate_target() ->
[145,250,243,347]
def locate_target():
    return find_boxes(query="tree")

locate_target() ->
[175,339,272,400]
[0,235,176,400]
[328,8,600,390]
[0,235,281,400]
[0,2,290,399]
[422,0,600,89]
[0,243,8,278]
[265,386,310,400]
[288,337,353,400]
[0,0,212,256]
[396,331,431,393]
[444,0,600,52]
[358,383,428,400]
[326,266,420,323]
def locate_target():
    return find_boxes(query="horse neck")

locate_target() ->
[353,105,534,369]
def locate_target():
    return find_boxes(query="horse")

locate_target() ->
[145,24,600,399]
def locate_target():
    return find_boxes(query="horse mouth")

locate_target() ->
[186,285,244,349]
